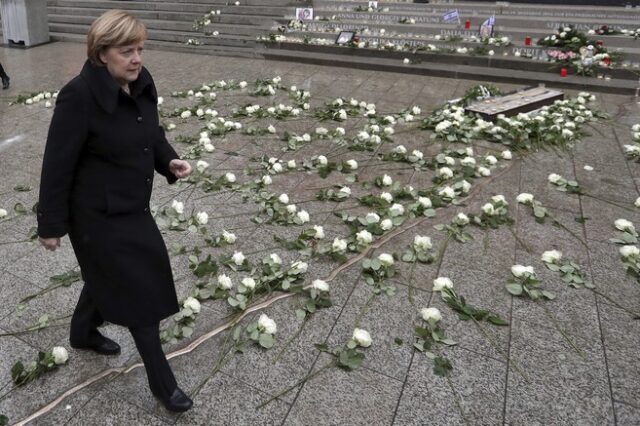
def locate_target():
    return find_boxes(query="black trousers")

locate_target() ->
[70,285,178,399]
[0,63,7,79]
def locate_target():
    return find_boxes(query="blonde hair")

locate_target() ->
[87,10,147,65]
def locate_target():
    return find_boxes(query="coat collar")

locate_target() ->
[80,60,157,114]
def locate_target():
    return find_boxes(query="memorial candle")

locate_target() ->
[560,68,568,77]
[524,36,531,46]
[464,20,471,29]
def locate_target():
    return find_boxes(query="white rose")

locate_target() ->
[232,251,246,265]
[411,150,423,160]
[239,81,248,88]
[541,250,562,264]
[380,192,393,203]
[241,277,256,290]
[414,235,432,251]
[180,110,192,119]
[167,123,176,130]
[297,210,310,223]
[491,195,507,205]
[418,197,432,208]
[222,230,236,243]
[380,218,393,230]
[485,155,498,165]
[412,106,421,115]
[461,157,476,167]
[272,163,283,173]
[346,159,358,170]
[460,180,471,193]
[262,175,272,185]
[620,245,640,258]
[366,212,380,224]
[225,173,236,183]
[268,125,276,134]
[477,166,491,177]
[312,279,330,292]
[51,346,69,365]
[270,253,282,264]
[286,204,297,214]
[389,203,405,217]
[195,211,209,225]
[258,314,277,334]
[0,208,7,218]
[382,175,393,186]
[196,160,210,173]
[420,307,442,323]
[378,253,394,266]
[215,275,234,292]
[635,197,640,208]
[204,143,215,152]
[290,260,308,274]
[384,127,395,136]
[438,186,455,199]
[183,296,201,314]
[339,186,351,196]
[433,277,453,292]
[317,155,328,166]
[455,212,469,225]
[548,173,562,184]
[332,238,347,252]
[287,160,296,169]
[482,203,495,216]
[394,145,407,155]
[278,194,290,204]
[615,219,635,233]
[511,265,535,277]
[356,230,373,245]
[352,328,372,347]
[171,200,185,215]
[516,193,534,204]
[313,225,325,239]
[501,150,512,160]
[438,167,454,179]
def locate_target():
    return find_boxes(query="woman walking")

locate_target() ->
[37,10,193,412]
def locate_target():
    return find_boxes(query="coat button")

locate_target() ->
[146,178,152,184]
[144,207,149,213]
[143,147,149,153]
[137,116,143,123]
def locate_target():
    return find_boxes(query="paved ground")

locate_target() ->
[1,41,640,425]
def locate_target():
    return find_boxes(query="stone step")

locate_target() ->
[48,21,258,48]
[143,0,301,6]
[310,9,640,31]
[261,44,637,94]
[49,31,264,58]
[264,39,639,80]
[293,20,640,52]
[313,0,640,19]
[48,14,270,36]
[47,0,291,16]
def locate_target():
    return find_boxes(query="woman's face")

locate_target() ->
[99,41,144,86]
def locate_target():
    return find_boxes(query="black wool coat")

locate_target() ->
[37,60,180,327]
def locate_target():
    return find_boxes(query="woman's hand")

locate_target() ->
[169,159,192,179]
[39,237,61,251]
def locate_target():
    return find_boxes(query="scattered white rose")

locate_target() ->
[620,245,640,258]
[382,174,393,186]
[241,277,256,290]
[225,173,236,183]
[414,235,432,251]
[222,230,236,243]
[313,225,325,239]
[482,203,495,216]
[312,279,330,292]
[511,264,535,277]
[290,260,308,274]
[297,210,310,223]
[262,175,272,185]
[183,297,201,314]
[378,253,394,266]
[366,212,380,224]
[389,203,405,217]
[171,200,185,214]
[541,250,563,264]
[477,166,491,177]
[317,155,328,165]
[278,193,290,204]
[516,193,534,204]
[420,307,442,323]
[231,251,246,265]
[380,192,393,203]
[270,253,282,264]
[258,314,277,334]
[217,274,233,289]
[635,197,640,208]
[418,197,432,208]
[615,218,635,233]
[180,110,192,119]
[195,211,208,225]
[584,165,594,171]
[438,167,454,179]
[501,150,513,160]
[332,238,347,252]
[380,219,393,230]
[286,204,297,214]
[268,124,276,134]
[287,159,297,169]
[433,277,453,292]
[548,173,562,184]
[352,328,372,347]
[356,230,373,245]
[0,208,7,218]
[51,346,69,365]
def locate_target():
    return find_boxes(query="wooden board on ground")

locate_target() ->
[465,85,564,120]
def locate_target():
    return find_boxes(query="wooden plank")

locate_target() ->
[465,85,564,120]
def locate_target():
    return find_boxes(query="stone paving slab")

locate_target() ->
[1,40,640,426]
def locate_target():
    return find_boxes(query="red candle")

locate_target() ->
[560,68,568,77]
[464,19,471,29]
[524,36,532,46]
[603,57,611,66]
[596,40,603,46]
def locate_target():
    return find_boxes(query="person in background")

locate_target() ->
[0,62,9,89]
[37,10,194,412]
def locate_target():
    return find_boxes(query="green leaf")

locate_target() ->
[505,282,523,296]
[259,333,275,349]
[541,290,556,300]
[433,356,453,377]
[394,337,403,346]
[13,184,32,192]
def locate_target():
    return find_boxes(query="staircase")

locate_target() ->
[45,0,307,58]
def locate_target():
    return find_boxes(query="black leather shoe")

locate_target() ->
[1,76,9,90]
[70,335,121,355]
[153,387,193,412]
